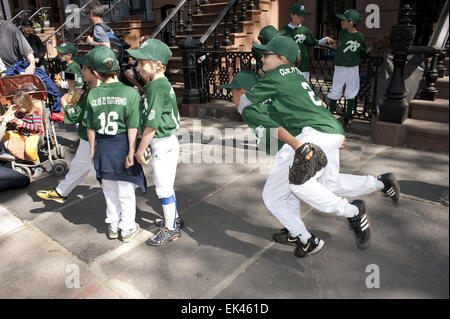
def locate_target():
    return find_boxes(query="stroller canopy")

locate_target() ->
[0,74,48,106]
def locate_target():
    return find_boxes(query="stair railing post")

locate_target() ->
[195,0,201,14]
[232,1,238,33]
[222,12,232,47]
[178,35,202,106]
[240,0,248,21]
[177,5,184,34]
[248,0,257,11]
[420,53,439,100]
[378,4,416,123]
[185,0,195,35]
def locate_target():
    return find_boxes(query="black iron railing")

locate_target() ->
[199,47,383,121]
[199,50,257,101]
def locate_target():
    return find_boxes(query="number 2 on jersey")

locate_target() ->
[98,111,119,135]
[301,82,323,107]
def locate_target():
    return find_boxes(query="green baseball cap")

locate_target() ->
[337,9,362,25]
[55,42,77,55]
[126,38,172,65]
[290,2,309,16]
[74,46,119,73]
[258,25,287,45]
[253,36,301,64]
[219,70,261,91]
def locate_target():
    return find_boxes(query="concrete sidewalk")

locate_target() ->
[0,118,448,299]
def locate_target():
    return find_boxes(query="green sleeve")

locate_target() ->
[244,73,278,104]
[359,34,368,57]
[242,105,280,129]
[142,91,164,129]
[126,91,141,129]
[64,101,84,125]
[65,63,84,88]
[81,96,96,130]
[305,28,318,46]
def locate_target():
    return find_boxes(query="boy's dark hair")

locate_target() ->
[87,1,105,18]
[98,70,118,81]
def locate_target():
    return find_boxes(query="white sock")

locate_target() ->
[161,195,177,231]
[344,204,360,218]
[376,179,385,190]
[298,231,312,245]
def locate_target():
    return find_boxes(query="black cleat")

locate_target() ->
[272,228,298,246]
[154,216,185,229]
[378,173,400,204]
[348,200,371,250]
[294,234,325,258]
[343,118,352,128]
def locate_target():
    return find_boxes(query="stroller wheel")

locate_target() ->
[51,160,68,177]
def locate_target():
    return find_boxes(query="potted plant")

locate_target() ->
[42,12,50,27]
[33,22,41,34]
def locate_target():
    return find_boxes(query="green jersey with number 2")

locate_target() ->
[82,82,141,135]
[244,64,345,136]
[142,77,180,139]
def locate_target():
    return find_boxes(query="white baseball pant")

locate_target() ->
[262,126,382,238]
[328,65,360,100]
[103,179,137,232]
[151,134,180,230]
[56,139,96,197]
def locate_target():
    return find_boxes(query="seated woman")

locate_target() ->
[1,91,43,165]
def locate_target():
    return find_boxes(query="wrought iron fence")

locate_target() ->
[43,58,66,81]
[199,50,257,101]
[199,47,384,121]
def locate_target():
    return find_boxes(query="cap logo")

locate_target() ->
[140,41,149,48]
[300,5,305,10]
[61,43,67,47]
[103,57,114,69]
[345,10,349,14]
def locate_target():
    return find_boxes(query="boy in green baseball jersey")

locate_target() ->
[328,9,368,127]
[81,46,146,243]
[234,36,400,256]
[280,2,335,82]
[127,39,182,247]
[55,42,84,90]
[36,54,100,204]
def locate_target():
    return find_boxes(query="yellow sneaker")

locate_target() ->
[36,189,66,204]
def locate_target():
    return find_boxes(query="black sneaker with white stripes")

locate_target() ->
[294,234,325,258]
[378,173,400,204]
[272,228,298,246]
[348,200,371,250]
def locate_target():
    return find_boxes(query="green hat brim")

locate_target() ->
[252,43,270,52]
[336,13,358,24]
[74,55,89,67]
[219,84,234,89]
[55,46,73,55]
[127,48,169,64]
[126,49,149,60]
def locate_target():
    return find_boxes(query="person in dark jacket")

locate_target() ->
[21,19,46,69]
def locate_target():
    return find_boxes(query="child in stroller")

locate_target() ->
[0,74,68,180]
[1,91,43,165]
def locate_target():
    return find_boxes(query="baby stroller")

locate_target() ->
[0,74,68,180]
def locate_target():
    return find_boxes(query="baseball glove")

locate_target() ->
[289,143,328,185]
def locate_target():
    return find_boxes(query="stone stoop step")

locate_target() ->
[435,76,449,99]
[403,118,449,153]
[410,98,449,123]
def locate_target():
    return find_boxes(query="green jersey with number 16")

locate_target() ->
[82,82,141,135]
[244,65,345,136]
